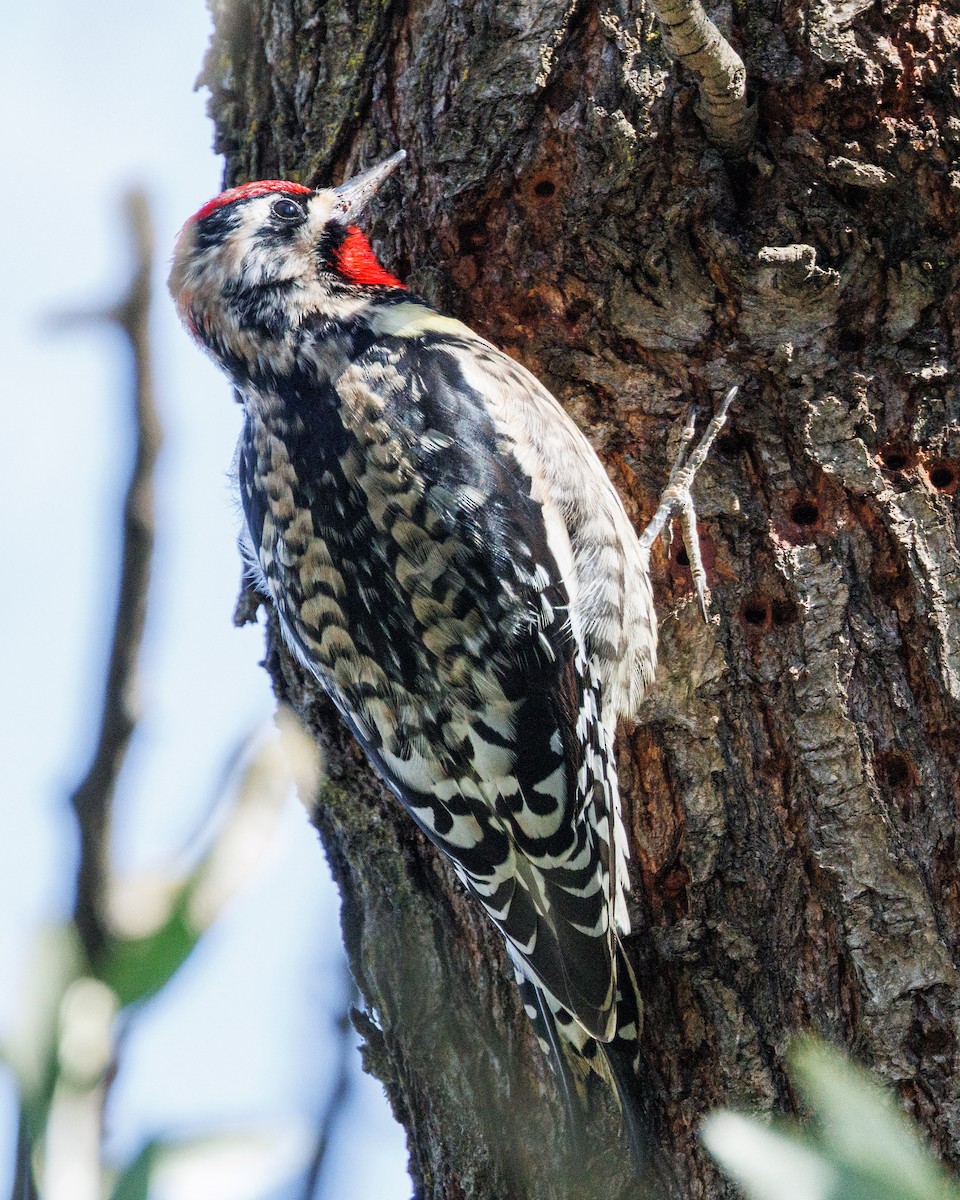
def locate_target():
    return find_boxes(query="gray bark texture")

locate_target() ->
[201,1,960,1196]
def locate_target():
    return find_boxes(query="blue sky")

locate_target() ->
[0,2,408,1195]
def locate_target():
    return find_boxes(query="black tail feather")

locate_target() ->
[600,942,652,1175]
[514,944,668,1186]
[602,1031,653,1175]
[532,984,586,1161]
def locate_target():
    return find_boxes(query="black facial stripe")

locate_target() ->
[316,220,349,272]
[255,223,306,250]
[194,206,240,252]
[194,190,312,252]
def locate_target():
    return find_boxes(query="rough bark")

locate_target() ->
[201,1,960,1196]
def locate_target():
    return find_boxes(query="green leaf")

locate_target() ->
[703,1039,960,1200]
[107,1142,158,1200]
[100,714,316,1011]
[790,1039,958,1200]
[101,896,200,1008]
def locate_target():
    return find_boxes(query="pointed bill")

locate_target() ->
[330,150,406,221]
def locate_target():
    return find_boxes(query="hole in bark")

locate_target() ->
[533,178,556,198]
[838,329,866,353]
[837,185,868,212]
[661,864,690,917]
[907,1009,956,1059]
[879,444,914,472]
[771,599,799,626]
[458,220,486,251]
[675,546,690,567]
[926,459,958,493]
[878,750,914,791]
[741,599,770,627]
[564,299,592,324]
[716,429,750,458]
[790,499,820,526]
[885,755,911,787]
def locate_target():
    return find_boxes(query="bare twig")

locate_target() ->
[67,190,161,965]
[650,0,756,157]
[12,1110,38,1200]
[301,960,358,1200]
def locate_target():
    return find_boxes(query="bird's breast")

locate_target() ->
[240,385,517,718]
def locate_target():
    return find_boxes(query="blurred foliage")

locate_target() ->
[703,1038,960,1200]
[4,716,319,1200]
[107,1144,157,1200]
[102,898,199,1011]
[7,196,337,1200]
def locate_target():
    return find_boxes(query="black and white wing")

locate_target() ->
[239,311,632,1042]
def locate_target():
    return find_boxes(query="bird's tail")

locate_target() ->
[598,944,652,1173]
[512,942,652,1174]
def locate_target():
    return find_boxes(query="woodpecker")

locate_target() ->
[169,150,732,1164]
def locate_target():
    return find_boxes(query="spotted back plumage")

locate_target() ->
[169,166,659,1152]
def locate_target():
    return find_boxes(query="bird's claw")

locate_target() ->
[637,386,737,621]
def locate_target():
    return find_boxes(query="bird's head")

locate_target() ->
[168,151,407,361]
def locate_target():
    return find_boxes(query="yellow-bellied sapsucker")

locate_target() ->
[169,151,731,1165]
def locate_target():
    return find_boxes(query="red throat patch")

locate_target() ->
[333,226,405,289]
[190,180,313,225]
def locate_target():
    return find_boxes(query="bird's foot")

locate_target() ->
[233,567,270,627]
[637,386,737,620]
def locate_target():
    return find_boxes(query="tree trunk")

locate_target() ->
[201,1,960,1195]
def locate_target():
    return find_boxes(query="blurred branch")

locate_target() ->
[67,190,161,965]
[301,961,358,1200]
[12,1110,37,1200]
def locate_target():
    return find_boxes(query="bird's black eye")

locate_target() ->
[271,197,305,222]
